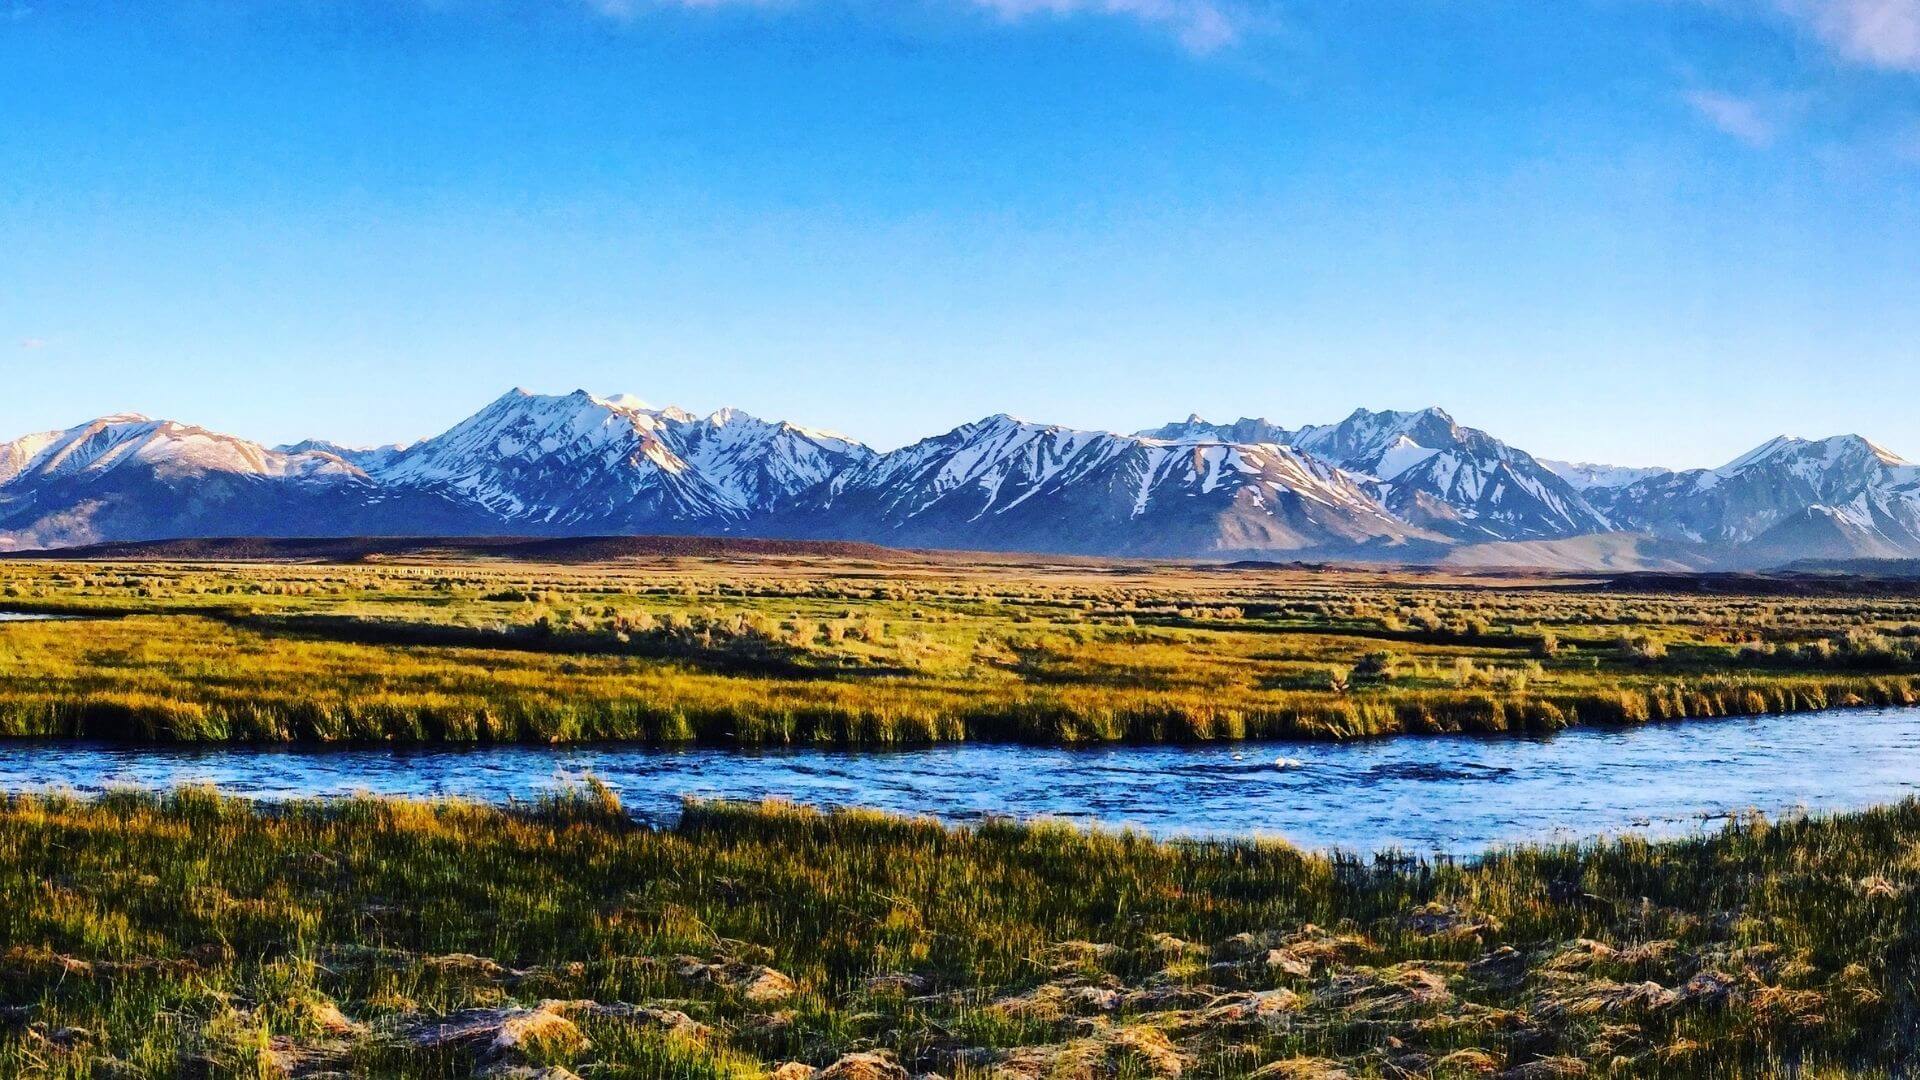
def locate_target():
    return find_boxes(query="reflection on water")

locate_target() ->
[4,706,1920,855]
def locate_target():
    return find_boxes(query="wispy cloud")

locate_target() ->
[964,0,1239,53]
[18,338,47,350]
[1777,0,1920,72]
[582,0,780,14]
[1684,89,1783,145]
[579,0,1244,53]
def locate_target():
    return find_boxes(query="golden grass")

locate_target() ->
[1,790,1915,1076]
[3,557,1920,744]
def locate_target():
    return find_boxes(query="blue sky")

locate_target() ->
[2,0,1917,466]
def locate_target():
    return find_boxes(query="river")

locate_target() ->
[3,704,1917,853]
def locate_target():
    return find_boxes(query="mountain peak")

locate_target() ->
[1860,436,1908,464]
[1719,435,1806,474]
[1829,434,1910,467]
[963,412,1040,433]
[1340,405,1453,426]
[1718,433,1909,475]
[1136,415,1291,446]
[1296,407,1455,458]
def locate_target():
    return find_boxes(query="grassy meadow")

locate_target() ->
[2,788,1917,1078]
[2,553,1920,744]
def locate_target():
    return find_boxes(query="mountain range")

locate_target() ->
[5,388,1919,570]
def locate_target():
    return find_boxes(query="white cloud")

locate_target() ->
[582,0,772,13]
[579,0,1243,53]
[965,0,1240,53]
[18,338,47,350]
[1683,89,1782,145]
[1778,0,1920,71]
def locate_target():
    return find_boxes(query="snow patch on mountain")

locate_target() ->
[1371,436,1442,481]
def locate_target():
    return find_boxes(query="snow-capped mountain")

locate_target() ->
[1595,435,1920,558]
[782,414,1432,556]
[0,428,67,488]
[1287,408,1612,542]
[1136,414,1294,446]
[356,390,875,531]
[276,439,409,473]
[6,414,359,485]
[7,390,1920,568]
[368,390,744,530]
[1539,460,1672,492]
[0,415,486,550]
[656,407,874,515]
[1148,408,1610,542]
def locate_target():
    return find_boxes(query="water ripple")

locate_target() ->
[5,705,1920,854]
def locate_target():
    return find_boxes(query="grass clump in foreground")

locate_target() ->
[1,789,1915,1077]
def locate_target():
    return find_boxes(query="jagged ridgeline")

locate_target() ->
[6,389,1920,568]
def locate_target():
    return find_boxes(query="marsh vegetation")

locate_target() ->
[4,556,1920,745]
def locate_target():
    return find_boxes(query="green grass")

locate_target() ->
[1,789,1914,1077]
[4,557,1920,745]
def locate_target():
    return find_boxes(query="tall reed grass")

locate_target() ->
[5,551,1920,745]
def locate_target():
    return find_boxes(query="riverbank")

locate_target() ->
[6,557,1920,746]
[1,789,1911,1076]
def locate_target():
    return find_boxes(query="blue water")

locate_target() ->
[4,705,1920,854]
